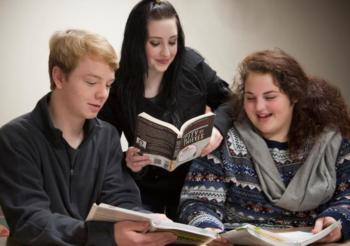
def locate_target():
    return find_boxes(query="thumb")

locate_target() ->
[312,218,324,234]
[205,106,212,113]
[127,221,151,233]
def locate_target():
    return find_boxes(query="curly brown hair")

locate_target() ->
[232,48,350,156]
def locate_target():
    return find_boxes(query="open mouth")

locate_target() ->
[257,113,272,119]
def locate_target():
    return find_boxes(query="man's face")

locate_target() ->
[57,55,115,120]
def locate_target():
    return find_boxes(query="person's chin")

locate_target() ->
[156,64,170,72]
[85,112,98,119]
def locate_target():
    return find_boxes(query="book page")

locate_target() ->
[86,203,152,222]
[86,203,216,245]
[174,114,215,166]
[151,220,216,245]
[222,226,289,246]
[276,220,341,245]
[221,220,341,246]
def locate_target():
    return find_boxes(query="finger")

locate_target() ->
[126,153,150,167]
[317,226,342,243]
[118,221,150,232]
[208,237,231,246]
[127,146,139,155]
[201,127,222,156]
[131,155,151,162]
[205,105,212,113]
[312,218,324,234]
[201,144,212,156]
[140,232,177,245]
[130,159,152,169]
[317,233,334,243]
[201,138,220,156]
[128,159,153,172]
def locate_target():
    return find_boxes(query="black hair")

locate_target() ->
[116,0,186,130]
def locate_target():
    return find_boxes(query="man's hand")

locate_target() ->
[114,221,177,246]
[125,147,151,172]
[312,217,342,243]
[207,236,231,246]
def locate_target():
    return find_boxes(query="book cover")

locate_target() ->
[134,112,215,171]
[86,203,216,245]
[221,221,341,246]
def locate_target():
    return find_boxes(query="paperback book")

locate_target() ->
[134,112,215,171]
[86,203,216,245]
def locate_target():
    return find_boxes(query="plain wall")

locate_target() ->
[1,0,349,134]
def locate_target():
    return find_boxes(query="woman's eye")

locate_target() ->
[150,41,160,47]
[265,96,276,100]
[246,97,255,101]
[169,41,177,46]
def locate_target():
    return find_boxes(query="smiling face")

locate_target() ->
[54,55,115,120]
[145,18,178,76]
[243,72,295,142]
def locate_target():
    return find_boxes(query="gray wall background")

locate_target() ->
[1,0,349,135]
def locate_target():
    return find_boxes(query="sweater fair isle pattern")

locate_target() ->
[179,127,350,240]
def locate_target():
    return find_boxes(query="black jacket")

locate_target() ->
[0,94,142,245]
[99,48,232,195]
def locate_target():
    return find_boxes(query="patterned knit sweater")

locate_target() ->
[179,127,350,241]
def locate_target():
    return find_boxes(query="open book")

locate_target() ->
[134,112,215,171]
[86,203,216,245]
[220,221,341,246]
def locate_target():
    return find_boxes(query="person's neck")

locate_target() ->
[144,70,164,98]
[49,92,85,149]
[262,132,288,143]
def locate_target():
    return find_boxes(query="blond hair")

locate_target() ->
[48,29,118,90]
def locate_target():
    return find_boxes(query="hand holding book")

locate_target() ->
[125,146,151,172]
[218,220,341,246]
[200,126,223,157]
[133,112,215,172]
[311,216,342,243]
[86,203,216,245]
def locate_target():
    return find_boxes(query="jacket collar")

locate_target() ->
[31,93,102,147]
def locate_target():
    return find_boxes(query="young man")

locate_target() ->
[0,29,176,245]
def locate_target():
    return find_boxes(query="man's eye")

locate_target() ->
[86,81,96,85]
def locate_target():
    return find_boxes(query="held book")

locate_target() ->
[220,220,341,246]
[86,203,216,245]
[134,112,215,172]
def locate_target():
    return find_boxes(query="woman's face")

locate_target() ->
[145,18,178,75]
[243,72,295,142]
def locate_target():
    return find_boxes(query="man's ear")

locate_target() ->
[52,66,66,89]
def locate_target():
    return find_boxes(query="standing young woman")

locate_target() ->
[179,49,350,245]
[99,0,232,220]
